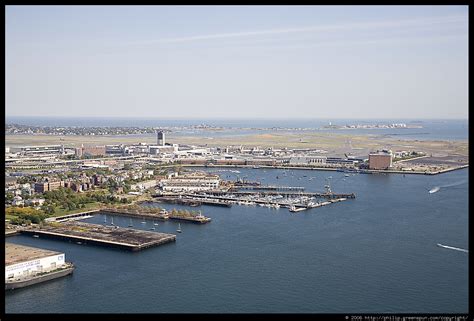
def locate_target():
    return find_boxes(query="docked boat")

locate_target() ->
[289,205,307,212]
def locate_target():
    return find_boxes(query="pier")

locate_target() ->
[20,221,176,251]
[232,185,305,191]
[194,191,356,199]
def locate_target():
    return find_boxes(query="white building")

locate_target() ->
[288,156,327,165]
[159,173,220,192]
[12,196,24,206]
[6,243,66,280]
[130,180,158,191]
[25,198,46,206]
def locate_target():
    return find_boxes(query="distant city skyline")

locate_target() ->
[6,5,468,119]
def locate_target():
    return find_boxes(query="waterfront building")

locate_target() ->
[6,243,68,280]
[159,173,220,192]
[288,156,327,165]
[369,150,393,170]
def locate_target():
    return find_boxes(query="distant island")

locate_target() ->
[322,123,423,130]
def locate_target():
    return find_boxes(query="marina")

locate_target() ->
[5,166,469,313]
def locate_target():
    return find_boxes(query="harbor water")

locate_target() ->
[5,167,468,313]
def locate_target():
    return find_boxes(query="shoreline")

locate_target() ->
[180,164,468,175]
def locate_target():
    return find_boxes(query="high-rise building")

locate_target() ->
[157,131,165,146]
[368,150,393,170]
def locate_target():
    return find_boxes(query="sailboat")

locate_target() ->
[176,223,182,233]
[110,217,115,226]
[104,214,107,223]
[128,219,133,227]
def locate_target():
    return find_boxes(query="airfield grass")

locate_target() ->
[6,132,469,159]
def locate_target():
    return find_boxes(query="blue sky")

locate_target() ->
[5,5,468,119]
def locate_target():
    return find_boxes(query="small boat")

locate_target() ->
[128,219,133,227]
[110,217,115,226]
[141,221,146,224]
[429,187,440,194]
[33,235,39,238]
[150,226,155,230]
[289,205,307,212]
[77,242,82,245]
[344,174,350,177]
[176,223,182,233]
[154,221,159,226]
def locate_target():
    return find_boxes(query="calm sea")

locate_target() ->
[5,117,468,141]
[5,167,468,313]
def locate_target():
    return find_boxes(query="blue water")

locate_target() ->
[5,117,468,141]
[5,168,468,313]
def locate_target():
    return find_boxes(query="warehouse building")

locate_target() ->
[5,243,67,281]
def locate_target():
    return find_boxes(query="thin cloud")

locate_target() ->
[125,14,466,46]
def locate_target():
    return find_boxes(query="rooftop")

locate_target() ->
[5,243,62,266]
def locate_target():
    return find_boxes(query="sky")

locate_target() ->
[5,5,469,119]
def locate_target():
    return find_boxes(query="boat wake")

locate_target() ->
[437,243,468,253]
[428,180,467,194]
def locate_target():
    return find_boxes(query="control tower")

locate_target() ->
[156,131,165,146]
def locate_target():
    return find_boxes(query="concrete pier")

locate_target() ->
[20,222,176,251]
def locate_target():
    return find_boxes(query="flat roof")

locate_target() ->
[5,243,62,266]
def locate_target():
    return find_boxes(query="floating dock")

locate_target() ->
[202,191,356,199]
[20,221,176,251]
[233,185,305,191]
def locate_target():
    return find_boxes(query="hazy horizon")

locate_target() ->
[6,5,468,119]
[5,115,469,121]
